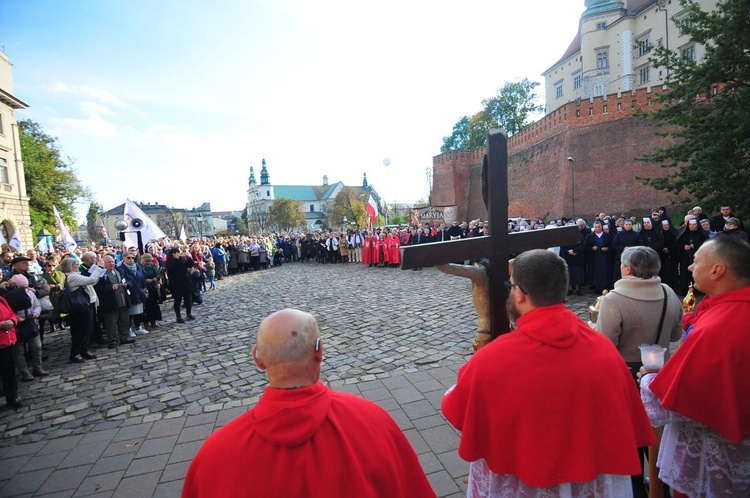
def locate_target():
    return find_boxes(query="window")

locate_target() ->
[0,113,3,135]
[596,50,609,70]
[310,204,314,212]
[594,84,604,96]
[683,45,696,61]
[266,190,270,197]
[637,38,650,57]
[589,108,594,116]
[0,158,8,184]
[596,21,607,30]
[603,105,608,113]
[555,82,564,99]
[573,72,582,90]
[639,66,651,84]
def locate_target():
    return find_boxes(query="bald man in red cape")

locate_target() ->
[442,250,654,496]
[183,309,434,498]
[640,237,750,497]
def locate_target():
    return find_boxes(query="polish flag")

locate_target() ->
[366,195,378,222]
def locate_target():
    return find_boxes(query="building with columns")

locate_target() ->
[543,0,717,113]
[0,51,33,252]
[246,158,381,232]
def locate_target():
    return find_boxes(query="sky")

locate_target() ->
[2,0,584,223]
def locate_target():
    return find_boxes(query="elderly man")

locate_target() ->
[640,237,750,497]
[7,255,50,300]
[442,249,654,497]
[183,309,435,498]
[94,255,134,348]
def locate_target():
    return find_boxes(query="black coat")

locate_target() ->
[166,256,194,296]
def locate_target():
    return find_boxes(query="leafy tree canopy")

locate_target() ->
[269,198,305,232]
[329,187,368,227]
[85,201,104,244]
[640,0,750,217]
[19,120,90,234]
[441,79,544,153]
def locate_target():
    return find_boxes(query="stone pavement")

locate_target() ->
[0,262,596,497]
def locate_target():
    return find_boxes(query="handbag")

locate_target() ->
[58,277,91,315]
[16,310,39,342]
[39,295,54,312]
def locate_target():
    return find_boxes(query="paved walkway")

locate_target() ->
[0,262,596,497]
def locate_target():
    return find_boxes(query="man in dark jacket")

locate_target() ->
[95,255,133,348]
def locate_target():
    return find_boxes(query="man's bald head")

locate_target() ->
[256,309,320,366]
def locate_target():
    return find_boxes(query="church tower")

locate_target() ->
[248,166,257,188]
[260,158,270,185]
[362,172,369,189]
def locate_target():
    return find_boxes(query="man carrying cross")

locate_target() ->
[442,249,655,496]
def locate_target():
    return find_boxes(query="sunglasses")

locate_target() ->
[503,280,527,295]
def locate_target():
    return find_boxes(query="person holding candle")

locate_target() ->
[640,236,750,497]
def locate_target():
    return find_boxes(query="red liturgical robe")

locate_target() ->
[442,304,655,488]
[650,286,750,443]
[183,381,435,498]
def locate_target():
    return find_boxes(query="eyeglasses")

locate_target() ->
[124,256,135,260]
[504,280,527,295]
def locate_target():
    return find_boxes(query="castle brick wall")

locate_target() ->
[432,86,680,223]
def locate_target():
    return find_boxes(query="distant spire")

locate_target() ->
[249,166,257,186]
[260,157,270,185]
[363,172,369,188]
[323,175,328,186]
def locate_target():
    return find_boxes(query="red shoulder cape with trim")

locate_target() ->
[650,286,750,443]
[183,381,435,498]
[442,304,655,488]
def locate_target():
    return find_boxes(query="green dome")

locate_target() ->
[583,0,624,16]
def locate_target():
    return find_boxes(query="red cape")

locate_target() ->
[442,304,655,488]
[650,286,750,443]
[183,381,434,498]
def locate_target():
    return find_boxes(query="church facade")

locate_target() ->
[246,158,381,232]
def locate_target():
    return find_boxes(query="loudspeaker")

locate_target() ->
[130,218,144,229]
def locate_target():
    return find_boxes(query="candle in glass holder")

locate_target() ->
[639,344,667,370]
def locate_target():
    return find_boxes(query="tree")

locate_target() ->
[640,0,750,217]
[19,120,90,233]
[441,79,544,152]
[269,198,305,232]
[85,201,104,244]
[329,187,369,227]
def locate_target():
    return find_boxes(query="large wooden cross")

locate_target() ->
[400,130,581,339]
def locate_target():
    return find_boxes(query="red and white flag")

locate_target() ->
[366,195,378,223]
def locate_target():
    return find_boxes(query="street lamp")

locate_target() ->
[567,157,575,221]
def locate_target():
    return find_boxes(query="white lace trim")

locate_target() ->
[641,374,750,496]
[467,459,632,498]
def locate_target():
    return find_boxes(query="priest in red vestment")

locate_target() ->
[641,237,750,497]
[362,231,372,266]
[183,309,435,498]
[442,249,655,496]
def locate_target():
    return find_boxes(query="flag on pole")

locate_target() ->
[179,225,187,242]
[123,198,167,248]
[8,232,23,252]
[366,195,378,224]
[53,206,78,252]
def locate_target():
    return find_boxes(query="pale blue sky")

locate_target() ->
[2,0,583,222]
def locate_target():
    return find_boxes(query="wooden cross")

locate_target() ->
[400,130,581,339]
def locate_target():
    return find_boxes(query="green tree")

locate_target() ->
[441,79,544,152]
[329,187,368,227]
[85,201,104,244]
[640,0,750,216]
[269,198,305,232]
[19,120,90,233]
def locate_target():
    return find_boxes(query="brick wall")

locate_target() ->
[432,86,681,222]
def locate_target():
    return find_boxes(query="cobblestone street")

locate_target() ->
[0,261,595,496]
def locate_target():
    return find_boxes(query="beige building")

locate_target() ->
[543,0,717,113]
[0,51,32,253]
